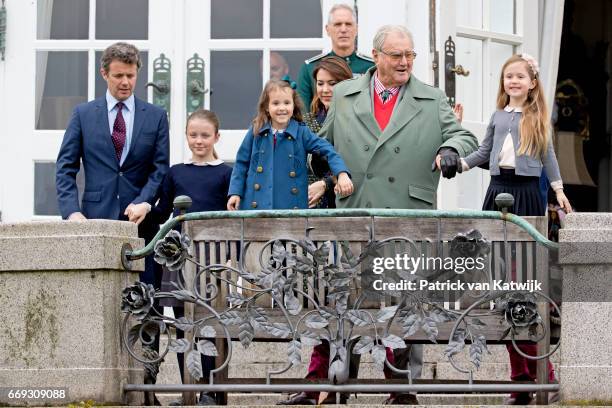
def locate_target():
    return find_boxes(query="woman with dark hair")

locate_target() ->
[304,56,354,209]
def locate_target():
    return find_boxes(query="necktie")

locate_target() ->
[381,89,391,104]
[111,102,126,161]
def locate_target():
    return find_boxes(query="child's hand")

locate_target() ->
[308,180,326,208]
[556,190,573,213]
[125,202,150,225]
[227,195,241,211]
[334,172,353,198]
[453,103,464,123]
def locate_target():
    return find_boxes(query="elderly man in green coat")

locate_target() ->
[321,26,476,210]
[319,25,478,405]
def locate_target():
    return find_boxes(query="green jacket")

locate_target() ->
[297,50,374,109]
[319,67,478,209]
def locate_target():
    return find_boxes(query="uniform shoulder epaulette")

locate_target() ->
[305,52,327,64]
[356,52,374,62]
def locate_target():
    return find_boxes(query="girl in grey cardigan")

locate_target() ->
[461,54,572,216]
[461,54,571,405]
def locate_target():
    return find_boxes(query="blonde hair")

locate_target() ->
[186,109,220,159]
[496,54,549,158]
[252,79,304,135]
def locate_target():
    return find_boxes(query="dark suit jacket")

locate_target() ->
[56,96,169,222]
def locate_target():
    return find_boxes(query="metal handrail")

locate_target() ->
[124,208,557,263]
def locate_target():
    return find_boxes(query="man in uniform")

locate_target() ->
[296,3,374,109]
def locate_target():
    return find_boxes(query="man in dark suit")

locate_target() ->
[56,42,169,286]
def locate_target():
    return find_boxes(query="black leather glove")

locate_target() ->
[432,147,462,179]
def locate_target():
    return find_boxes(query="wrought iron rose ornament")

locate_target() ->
[501,293,540,329]
[121,282,156,320]
[449,229,491,259]
[153,230,191,271]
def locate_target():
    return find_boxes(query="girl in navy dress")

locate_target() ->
[227,78,353,211]
[460,54,571,404]
[152,109,231,405]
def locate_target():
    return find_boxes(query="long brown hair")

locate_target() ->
[186,109,220,159]
[310,56,353,115]
[252,79,304,135]
[496,54,549,158]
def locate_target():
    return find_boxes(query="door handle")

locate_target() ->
[146,53,171,116]
[186,53,211,117]
[145,80,169,94]
[450,64,470,76]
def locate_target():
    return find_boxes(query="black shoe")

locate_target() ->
[503,393,533,405]
[277,392,316,405]
[384,393,419,405]
[198,392,217,406]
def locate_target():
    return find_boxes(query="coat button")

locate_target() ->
[291,187,298,195]
[388,176,395,183]
[364,145,369,151]
[119,172,123,176]
[287,136,293,140]
[254,183,261,191]
[366,173,373,179]
[256,166,263,173]
[394,146,400,153]
[293,206,299,209]
[365,202,372,208]
[289,171,296,178]
[251,201,258,208]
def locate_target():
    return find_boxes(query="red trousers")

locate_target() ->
[507,344,555,398]
[303,341,396,399]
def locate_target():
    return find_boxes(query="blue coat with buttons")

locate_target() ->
[228,119,350,210]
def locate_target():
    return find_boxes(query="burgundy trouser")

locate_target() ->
[507,344,555,398]
[303,341,396,400]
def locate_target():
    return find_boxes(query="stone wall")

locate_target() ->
[0,220,144,406]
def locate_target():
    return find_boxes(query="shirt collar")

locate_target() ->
[374,73,400,97]
[504,105,523,113]
[184,158,224,166]
[106,90,135,113]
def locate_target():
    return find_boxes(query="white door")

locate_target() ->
[436,0,539,210]
[1,0,334,221]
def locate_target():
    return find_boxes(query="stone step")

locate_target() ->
[156,392,509,406]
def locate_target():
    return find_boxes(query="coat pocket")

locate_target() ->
[82,191,102,202]
[408,184,435,205]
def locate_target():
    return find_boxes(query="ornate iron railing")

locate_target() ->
[120,194,560,401]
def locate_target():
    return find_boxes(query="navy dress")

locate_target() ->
[151,162,232,305]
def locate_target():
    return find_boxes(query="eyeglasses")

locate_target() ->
[379,49,417,62]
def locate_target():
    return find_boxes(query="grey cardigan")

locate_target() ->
[463,109,561,182]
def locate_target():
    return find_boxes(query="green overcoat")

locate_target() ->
[320,67,478,209]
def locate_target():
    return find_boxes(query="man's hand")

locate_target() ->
[434,147,462,179]
[453,103,464,123]
[125,203,150,225]
[68,212,87,221]
[334,172,354,198]
[308,180,326,208]
[227,195,241,211]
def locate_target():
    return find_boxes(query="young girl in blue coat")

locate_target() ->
[460,54,571,405]
[227,78,353,210]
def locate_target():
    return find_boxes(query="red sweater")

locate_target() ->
[373,92,398,131]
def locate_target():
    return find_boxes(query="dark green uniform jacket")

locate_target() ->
[297,50,374,109]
